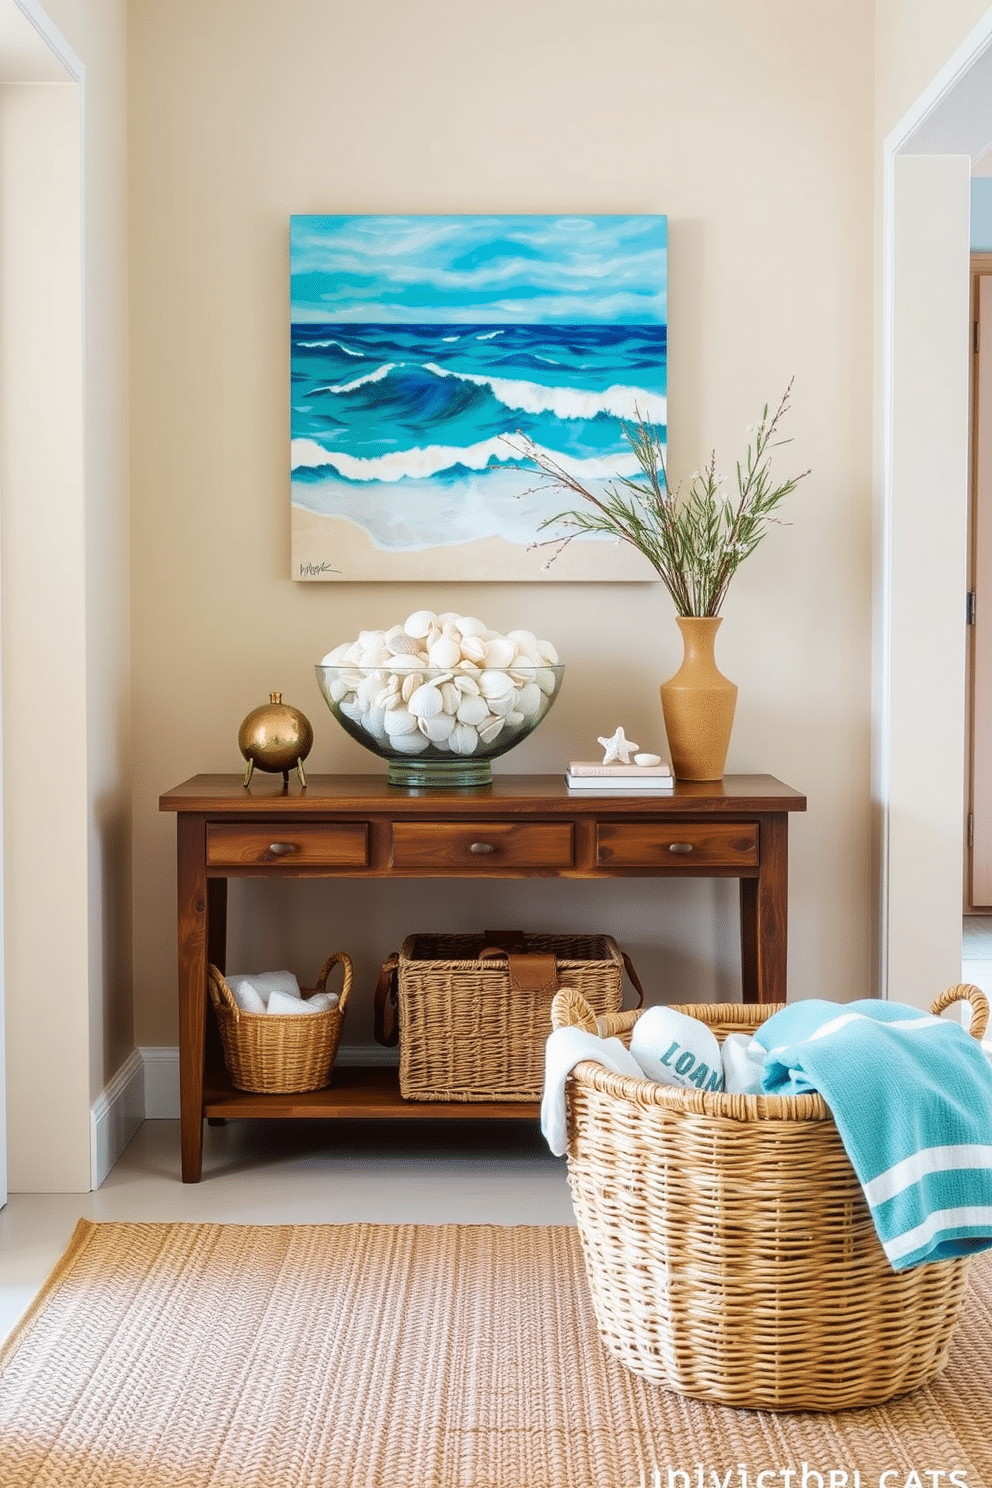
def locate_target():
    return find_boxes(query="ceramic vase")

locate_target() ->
[660,616,738,781]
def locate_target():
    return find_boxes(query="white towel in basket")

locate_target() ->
[629,1005,724,1092]
[721,1032,766,1094]
[226,970,302,1011]
[541,1029,644,1156]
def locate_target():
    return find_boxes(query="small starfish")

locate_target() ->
[597,727,639,765]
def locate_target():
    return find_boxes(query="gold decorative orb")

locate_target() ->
[238,692,314,787]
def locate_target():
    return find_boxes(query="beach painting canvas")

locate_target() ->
[290,214,667,581]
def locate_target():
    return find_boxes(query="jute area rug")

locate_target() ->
[1,1221,989,1488]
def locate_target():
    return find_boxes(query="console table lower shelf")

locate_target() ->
[202,1066,540,1121]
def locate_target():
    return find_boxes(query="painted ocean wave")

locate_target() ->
[291,435,643,484]
[290,320,666,551]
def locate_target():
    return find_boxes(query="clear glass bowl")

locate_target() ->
[315,663,565,788]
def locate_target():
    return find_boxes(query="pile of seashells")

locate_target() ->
[318,611,562,758]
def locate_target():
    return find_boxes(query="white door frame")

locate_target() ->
[879,15,992,1008]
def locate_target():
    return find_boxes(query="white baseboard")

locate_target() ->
[141,1046,181,1119]
[90,1049,144,1189]
[95,1043,400,1136]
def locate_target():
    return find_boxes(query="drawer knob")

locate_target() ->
[668,841,694,855]
[268,842,298,856]
[469,841,496,854]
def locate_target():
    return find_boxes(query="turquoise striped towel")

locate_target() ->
[755,999,992,1270]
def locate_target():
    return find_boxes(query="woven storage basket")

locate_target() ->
[552,982,989,1412]
[379,932,637,1102]
[208,953,352,1094]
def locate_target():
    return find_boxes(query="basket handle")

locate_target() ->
[930,983,989,1040]
[550,988,598,1033]
[373,951,400,1046]
[621,951,645,1009]
[313,951,353,1012]
[207,964,241,1020]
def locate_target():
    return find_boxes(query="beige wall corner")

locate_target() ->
[1,0,131,1192]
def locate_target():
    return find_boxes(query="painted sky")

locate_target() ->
[290,214,668,325]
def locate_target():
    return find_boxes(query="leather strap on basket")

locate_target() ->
[478,942,559,997]
[372,951,400,1046]
[621,951,646,1009]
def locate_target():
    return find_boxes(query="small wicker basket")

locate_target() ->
[208,953,352,1094]
[377,932,639,1102]
[553,982,989,1412]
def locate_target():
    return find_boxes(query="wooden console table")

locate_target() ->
[160,773,806,1182]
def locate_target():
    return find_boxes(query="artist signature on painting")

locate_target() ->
[298,560,341,577]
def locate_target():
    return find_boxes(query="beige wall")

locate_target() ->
[875,0,992,137]
[129,0,876,1047]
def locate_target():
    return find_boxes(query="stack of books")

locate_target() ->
[565,760,674,792]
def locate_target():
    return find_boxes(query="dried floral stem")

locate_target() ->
[505,381,809,616]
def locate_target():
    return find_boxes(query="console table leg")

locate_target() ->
[740,814,789,1004]
[177,813,208,1182]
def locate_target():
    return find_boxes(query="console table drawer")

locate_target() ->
[206,822,369,868]
[391,821,573,870]
[595,821,759,869]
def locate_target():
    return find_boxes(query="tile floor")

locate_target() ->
[0,1115,574,1344]
[3,923,990,1348]
[962,915,992,996]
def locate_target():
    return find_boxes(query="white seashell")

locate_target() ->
[449,723,479,755]
[374,676,401,707]
[403,610,437,639]
[486,692,515,717]
[507,629,539,656]
[478,669,515,700]
[437,611,460,625]
[478,716,506,744]
[389,731,431,755]
[513,681,543,720]
[356,672,386,709]
[343,641,366,665]
[440,681,461,714]
[361,706,388,742]
[455,694,489,727]
[460,635,488,663]
[454,673,480,694]
[401,672,422,702]
[536,639,559,664]
[407,682,444,719]
[338,698,362,722]
[383,706,419,736]
[634,752,663,767]
[359,644,392,668]
[484,637,516,668]
[320,643,352,665]
[534,667,557,696]
[386,628,424,657]
[506,710,525,727]
[327,677,350,703]
[455,615,488,639]
[428,636,462,669]
[418,713,456,742]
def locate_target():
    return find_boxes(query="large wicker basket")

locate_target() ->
[552,983,989,1412]
[378,932,638,1102]
[208,953,352,1094]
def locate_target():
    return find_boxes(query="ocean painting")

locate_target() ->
[290,215,667,581]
